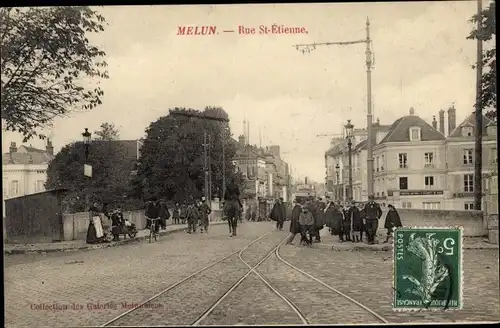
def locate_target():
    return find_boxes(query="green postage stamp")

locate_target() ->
[393,227,463,311]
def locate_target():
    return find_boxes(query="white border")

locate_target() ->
[392,226,464,312]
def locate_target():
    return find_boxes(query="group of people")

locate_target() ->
[86,202,137,244]
[145,197,212,235]
[285,195,403,246]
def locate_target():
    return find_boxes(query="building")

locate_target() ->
[374,107,446,209]
[444,107,497,210]
[324,105,498,210]
[2,140,55,201]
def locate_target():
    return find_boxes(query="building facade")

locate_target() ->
[324,105,498,210]
[444,110,497,210]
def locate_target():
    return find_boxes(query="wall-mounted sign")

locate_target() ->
[399,190,444,196]
[84,164,92,178]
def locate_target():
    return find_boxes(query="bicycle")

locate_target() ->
[148,217,160,243]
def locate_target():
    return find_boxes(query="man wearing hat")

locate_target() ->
[270,197,287,231]
[224,177,242,237]
[186,199,200,234]
[199,197,212,233]
[364,195,383,244]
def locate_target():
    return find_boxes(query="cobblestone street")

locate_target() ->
[5,221,500,327]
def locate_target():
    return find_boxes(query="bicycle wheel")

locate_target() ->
[149,229,153,243]
[154,232,158,242]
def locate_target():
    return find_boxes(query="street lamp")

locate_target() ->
[345,120,354,201]
[335,163,340,201]
[82,128,91,162]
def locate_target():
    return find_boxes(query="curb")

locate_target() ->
[4,221,227,255]
[315,242,499,252]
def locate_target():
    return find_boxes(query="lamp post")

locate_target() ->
[335,163,340,201]
[345,120,354,201]
[82,128,92,211]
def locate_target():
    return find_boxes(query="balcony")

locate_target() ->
[424,163,435,169]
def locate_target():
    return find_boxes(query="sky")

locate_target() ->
[1,1,492,182]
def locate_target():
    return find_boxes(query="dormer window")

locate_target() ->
[487,124,497,136]
[409,127,421,141]
[461,126,473,137]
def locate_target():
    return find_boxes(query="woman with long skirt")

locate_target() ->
[86,202,105,244]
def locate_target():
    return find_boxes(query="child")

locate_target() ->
[299,205,314,246]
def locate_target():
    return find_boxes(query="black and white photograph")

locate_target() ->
[2,2,498,326]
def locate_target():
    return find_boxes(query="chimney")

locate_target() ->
[409,107,415,115]
[438,110,445,134]
[9,142,17,153]
[448,104,456,135]
[432,115,437,129]
[238,135,246,147]
[46,138,54,156]
[376,117,380,125]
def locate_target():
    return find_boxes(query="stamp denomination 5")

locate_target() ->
[393,227,463,311]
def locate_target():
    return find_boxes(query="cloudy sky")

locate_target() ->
[2,1,491,182]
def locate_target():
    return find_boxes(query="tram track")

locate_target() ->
[102,228,389,326]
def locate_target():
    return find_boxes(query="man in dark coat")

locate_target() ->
[285,199,303,244]
[364,195,383,244]
[145,198,161,233]
[308,199,324,243]
[383,204,402,243]
[158,202,170,230]
[342,202,352,242]
[224,177,242,237]
[199,197,212,233]
[270,197,287,231]
[347,200,362,243]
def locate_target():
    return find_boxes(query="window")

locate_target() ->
[461,126,473,137]
[10,180,19,196]
[491,148,498,164]
[487,125,497,136]
[399,153,408,168]
[424,176,434,189]
[423,202,441,210]
[3,178,7,198]
[376,156,380,172]
[399,177,408,190]
[464,202,475,210]
[381,155,385,171]
[464,174,473,192]
[36,180,45,192]
[381,191,385,197]
[424,152,434,167]
[463,149,473,164]
[402,201,412,209]
[410,127,421,141]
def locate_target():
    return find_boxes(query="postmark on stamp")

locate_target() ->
[393,227,463,311]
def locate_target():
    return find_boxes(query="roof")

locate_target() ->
[18,145,47,153]
[2,150,53,165]
[325,140,347,157]
[447,113,495,138]
[379,115,445,143]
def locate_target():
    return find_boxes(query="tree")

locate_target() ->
[94,122,120,141]
[1,7,109,142]
[468,2,496,121]
[131,107,244,202]
[46,140,139,212]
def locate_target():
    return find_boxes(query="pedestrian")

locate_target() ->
[364,195,383,244]
[110,207,124,241]
[342,202,352,242]
[347,200,362,243]
[224,177,242,237]
[86,202,105,244]
[383,204,402,243]
[359,203,366,241]
[158,201,169,230]
[145,198,161,234]
[186,201,200,233]
[313,198,326,242]
[199,197,212,233]
[172,203,180,224]
[179,203,188,225]
[285,198,303,244]
[270,197,286,231]
[299,203,314,246]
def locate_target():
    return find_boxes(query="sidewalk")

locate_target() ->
[4,221,226,255]
[312,229,499,251]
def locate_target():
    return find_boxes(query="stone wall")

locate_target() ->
[380,209,485,237]
[62,209,224,241]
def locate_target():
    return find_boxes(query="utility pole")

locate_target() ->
[293,17,375,197]
[474,0,483,210]
[208,133,213,203]
[203,131,209,202]
[222,129,226,201]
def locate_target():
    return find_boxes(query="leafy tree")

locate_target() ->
[94,122,120,141]
[131,107,244,202]
[46,140,140,212]
[468,2,496,121]
[0,7,109,142]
